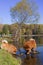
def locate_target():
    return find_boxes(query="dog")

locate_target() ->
[1,40,17,54]
[23,38,37,54]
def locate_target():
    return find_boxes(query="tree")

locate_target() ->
[10,23,18,34]
[10,0,39,47]
[10,0,39,24]
[2,25,10,35]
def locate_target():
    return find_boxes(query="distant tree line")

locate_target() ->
[0,23,43,45]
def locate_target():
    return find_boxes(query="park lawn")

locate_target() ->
[0,49,21,65]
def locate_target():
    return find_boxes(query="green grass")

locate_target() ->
[0,49,21,65]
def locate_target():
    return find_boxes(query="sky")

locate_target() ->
[0,0,43,24]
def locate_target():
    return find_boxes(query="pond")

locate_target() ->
[15,46,43,65]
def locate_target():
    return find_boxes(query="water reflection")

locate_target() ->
[21,54,37,65]
[21,46,43,65]
[13,46,43,65]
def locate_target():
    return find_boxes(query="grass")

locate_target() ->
[0,49,21,65]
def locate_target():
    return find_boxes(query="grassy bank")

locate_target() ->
[0,49,21,65]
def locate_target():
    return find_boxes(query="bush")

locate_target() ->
[0,49,21,65]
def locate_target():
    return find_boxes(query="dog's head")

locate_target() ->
[2,40,8,44]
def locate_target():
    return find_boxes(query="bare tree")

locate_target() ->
[10,0,39,24]
[10,0,39,48]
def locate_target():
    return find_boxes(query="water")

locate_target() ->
[15,46,43,65]
[21,46,43,65]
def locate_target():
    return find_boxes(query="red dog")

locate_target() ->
[1,40,17,54]
[23,38,37,54]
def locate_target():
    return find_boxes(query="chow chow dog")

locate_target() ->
[1,40,17,54]
[23,38,37,54]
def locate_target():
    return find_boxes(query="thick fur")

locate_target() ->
[23,38,37,54]
[1,40,17,54]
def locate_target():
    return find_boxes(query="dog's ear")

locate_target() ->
[2,40,8,43]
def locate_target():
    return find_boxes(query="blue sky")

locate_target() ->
[0,0,43,24]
